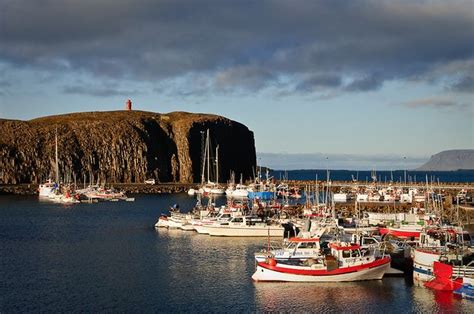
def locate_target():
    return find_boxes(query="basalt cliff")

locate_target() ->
[0,111,256,184]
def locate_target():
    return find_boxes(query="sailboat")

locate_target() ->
[39,129,60,197]
[197,129,224,195]
[38,129,79,203]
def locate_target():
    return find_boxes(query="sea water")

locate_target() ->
[1,194,473,312]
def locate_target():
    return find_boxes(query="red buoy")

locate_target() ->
[268,258,277,266]
[126,99,132,110]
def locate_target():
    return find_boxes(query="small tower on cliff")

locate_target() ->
[125,99,132,111]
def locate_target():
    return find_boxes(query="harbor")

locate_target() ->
[1,193,473,312]
[2,0,473,311]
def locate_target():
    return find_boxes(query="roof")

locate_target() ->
[288,237,320,243]
[329,242,361,251]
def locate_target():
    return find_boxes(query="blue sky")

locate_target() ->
[0,1,472,170]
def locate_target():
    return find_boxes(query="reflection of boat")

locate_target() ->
[253,280,389,312]
[252,242,390,282]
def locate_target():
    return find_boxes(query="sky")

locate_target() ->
[0,0,473,170]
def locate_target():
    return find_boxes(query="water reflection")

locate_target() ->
[254,280,393,312]
[411,285,472,313]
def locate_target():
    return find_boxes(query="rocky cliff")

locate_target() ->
[416,149,474,171]
[0,111,256,184]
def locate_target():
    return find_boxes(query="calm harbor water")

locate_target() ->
[1,194,473,312]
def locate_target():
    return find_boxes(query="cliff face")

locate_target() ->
[0,111,256,184]
[416,149,474,171]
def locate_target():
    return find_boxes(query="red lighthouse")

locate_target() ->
[125,99,132,110]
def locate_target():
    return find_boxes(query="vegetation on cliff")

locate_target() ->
[0,110,256,184]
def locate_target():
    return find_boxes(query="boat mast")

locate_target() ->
[55,128,59,183]
[215,145,219,185]
[206,129,210,183]
[201,130,209,185]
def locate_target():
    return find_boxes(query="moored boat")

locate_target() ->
[207,215,284,237]
[252,242,391,282]
[412,226,474,284]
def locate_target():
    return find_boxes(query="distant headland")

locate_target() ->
[416,149,474,171]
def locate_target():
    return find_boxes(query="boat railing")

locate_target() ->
[452,260,474,280]
[259,240,285,253]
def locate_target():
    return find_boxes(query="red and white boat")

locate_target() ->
[412,226,473,284]
[252,242,391,282]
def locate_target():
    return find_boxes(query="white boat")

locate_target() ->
[155,214,171,228]
[39,179,57,197]
[231,184,249,198]
[206,215,284,237]
[39,130,60,198]
[192,211,240,234]
[333,193,347,202]
[252,242,391,282]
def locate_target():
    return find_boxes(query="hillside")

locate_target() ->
[0,110,256,184]
[416,149,474,171]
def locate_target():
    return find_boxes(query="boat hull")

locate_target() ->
[207,225,284,237]
[413,248,474,284]
[252,257,391,282]
[379,227,421,239]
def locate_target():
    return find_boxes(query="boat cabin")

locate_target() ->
[285,237,321,256]
[418,227,471,248]
[224,215,268,226]
[329,242,374,267]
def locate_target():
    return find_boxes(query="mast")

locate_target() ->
[215,145,219,185]
[206,129,210,183]
[55,128,59,183]
[201,130,208,185]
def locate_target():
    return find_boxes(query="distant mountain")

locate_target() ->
[416,150,474,171]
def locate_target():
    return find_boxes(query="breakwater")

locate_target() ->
[0,183,195,195]
[2,181,472,195]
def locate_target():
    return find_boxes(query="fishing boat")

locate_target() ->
[412,226,474,284]
[252,241,391,282]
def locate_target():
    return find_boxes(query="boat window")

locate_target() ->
[462,234,471,242]
[342,250,350,258]
[351,250,360,257]
[298,242,318,249]
[363,238,376,245]
[232,218,243,223]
